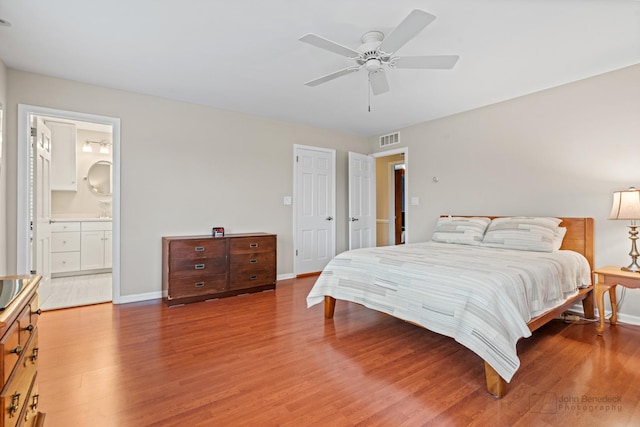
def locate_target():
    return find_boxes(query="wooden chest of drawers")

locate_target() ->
[162,233,276,306]
[0,275,45,427]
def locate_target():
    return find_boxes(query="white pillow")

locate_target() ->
[481,217,562,252]
[432,217,492,246]
[553,227,567,251]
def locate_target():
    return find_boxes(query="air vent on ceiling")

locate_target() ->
[379,132,400,148]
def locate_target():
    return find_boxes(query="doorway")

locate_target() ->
[373,149,408,247]
[17,104,121,306]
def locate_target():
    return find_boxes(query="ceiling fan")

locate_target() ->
[299,9,459,96]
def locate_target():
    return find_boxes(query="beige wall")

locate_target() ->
[0,59,6,276]
[371,63,640,318]
[5,70,368,298]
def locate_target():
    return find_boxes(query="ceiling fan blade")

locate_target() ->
[304,67,361,87]
[299,33,361,58]
[369,70,390,96]
[394,55,459,69]
[378,9,436,54]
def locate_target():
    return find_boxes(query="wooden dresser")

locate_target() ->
[162,233,277,306]
[0,275,45,427]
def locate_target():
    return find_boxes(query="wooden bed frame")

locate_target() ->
[322,217,595,398]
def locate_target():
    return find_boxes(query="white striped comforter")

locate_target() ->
[306,242,591,382]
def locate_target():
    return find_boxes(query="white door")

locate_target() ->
[349,152,376,250]
[294,146,336,275]
[33,117,52,286]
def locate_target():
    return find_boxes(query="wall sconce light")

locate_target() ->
[609,187,640,272]
[84,139,111,155]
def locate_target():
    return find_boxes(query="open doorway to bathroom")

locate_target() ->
[17,105,120,310]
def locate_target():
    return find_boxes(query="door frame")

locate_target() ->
[389,161,405,245]
[17,104,122,303]
[373,147,409,244]
[292,144,336,276]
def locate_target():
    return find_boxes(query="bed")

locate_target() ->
[307,216,595,398]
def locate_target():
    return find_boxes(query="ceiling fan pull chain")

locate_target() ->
[368,73,371,112]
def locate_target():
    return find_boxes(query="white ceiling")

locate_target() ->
[1,0,639,137]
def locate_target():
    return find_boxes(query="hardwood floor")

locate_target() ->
[38,276,640,426]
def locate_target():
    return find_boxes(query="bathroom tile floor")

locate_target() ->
[40,273,112,311]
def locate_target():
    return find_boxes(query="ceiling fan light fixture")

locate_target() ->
[365,58,382,72]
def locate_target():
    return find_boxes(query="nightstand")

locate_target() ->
[593,266,640,335]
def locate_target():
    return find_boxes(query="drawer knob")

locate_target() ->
[250,275,258,280]
[195,247,205,252]
[24,324,34,332]
[35,309,42,316]
[249,259,258,264]
[31,347,39,362]
[194,282,205,288]
[194,264,205,270]
[10,345,22,355]
[9,393,20,416]
[250,243,259,248]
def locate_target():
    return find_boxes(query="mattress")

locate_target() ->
[306,241,591,381]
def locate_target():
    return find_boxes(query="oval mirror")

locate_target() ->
[87,160,112,196]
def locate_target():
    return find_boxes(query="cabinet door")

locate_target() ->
[81,231,105,270]
[48,121,77,191]
[104,230,112,268]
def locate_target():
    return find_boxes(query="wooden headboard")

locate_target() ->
[557,217,594,270]
[442,216,594,270]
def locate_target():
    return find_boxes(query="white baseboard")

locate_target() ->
[114,291,163,305]
[569,302,640,327]
[613,312,640,326]
[114,274,297,305]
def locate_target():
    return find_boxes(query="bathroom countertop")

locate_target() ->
[52,218,112,222]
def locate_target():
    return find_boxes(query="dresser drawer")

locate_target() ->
[17,302,36,349]
[170,239,226,260]
[51,251,81,273]
[169,274,228,299]
[229,270,276,290]
[229,252,275,272]
[51,231,81,252]
[20,374,43,427]
[0,322,21,386]
[20,374,41,427]
[0,330,38,427]
[229,236,275,254]
[169,256,227,278]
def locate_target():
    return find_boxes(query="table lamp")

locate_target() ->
[609,187,640,272]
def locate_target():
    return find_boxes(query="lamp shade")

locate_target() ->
[609,187,640,220]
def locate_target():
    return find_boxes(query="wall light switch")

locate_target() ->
[411,197,419,206]
[283,196,292,205]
